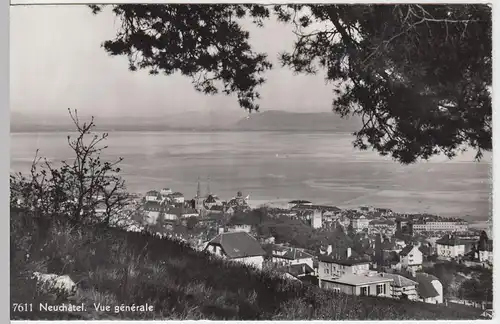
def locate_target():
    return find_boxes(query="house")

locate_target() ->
[414,273,443,304]
[203,194,218,210]
[436,234,471,260]
[380,273,419,300]
[286,263,316,279]
[478,239,493,264]
[145,190,162,202]
[271,246,314,269]
[318,248,371,279]
[311,210,323,229]
[320,271,393,297]
[168,192,185,204]
[224,205,235,215]
[399,245,423,270]
[368,219,396,235]
[351,216,370,232]
[204,232,266,269]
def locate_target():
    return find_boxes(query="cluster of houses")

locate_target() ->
[196,200,493,308]
[113,187,492,308]
[134,178,251,226]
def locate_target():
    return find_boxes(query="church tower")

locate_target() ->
[195,177,204,211]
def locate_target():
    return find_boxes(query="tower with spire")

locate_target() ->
[194,177,204,211]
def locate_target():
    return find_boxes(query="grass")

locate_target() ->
[10,208,483,320]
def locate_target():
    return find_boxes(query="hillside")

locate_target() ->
[232,110,362,132]
[11,208,483,321]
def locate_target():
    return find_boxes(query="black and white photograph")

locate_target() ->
[9,2,493,321]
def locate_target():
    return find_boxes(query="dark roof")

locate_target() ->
[318,255,371,266]
[146,190,160,196]
[288,263,315,277]
[382,240,397,251]
[207,232,266,258]
[204,195,217,203]
[480,240,493,252]
[399,245,417,257]
[169,192,184,197]
[143,201,163,211]
[436,234,468,246]
[210,205,224,211]
[380,273,418,287]
[288,200,312,204]
[415,273,440,299]
[274,248,314,260]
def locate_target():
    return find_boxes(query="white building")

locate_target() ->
[312,210,323,229]
[145,190,162,202]
[399,245,423,271]
[351,216,370,232]
[415,273,444,304]
[435,234,473,260]
[412,221,469,233]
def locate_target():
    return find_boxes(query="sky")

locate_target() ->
[10,5,335,119]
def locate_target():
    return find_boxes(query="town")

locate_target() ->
[96,178,493,317]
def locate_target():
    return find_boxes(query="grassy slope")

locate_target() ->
[10,208,482,320]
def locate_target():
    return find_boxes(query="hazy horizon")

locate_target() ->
[11,5,337,120]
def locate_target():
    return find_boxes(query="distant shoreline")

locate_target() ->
[10,128,355,134]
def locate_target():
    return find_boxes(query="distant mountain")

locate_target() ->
[232,110,362,132]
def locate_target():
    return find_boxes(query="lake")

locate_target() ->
[10,131,492,221]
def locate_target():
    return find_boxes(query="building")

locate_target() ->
[399,245,423,271]
[145,190,162,202]
[351,216,370,232]
[204,232,266,269]
[271,246,314,269]
[412,221,469,233]
[478,239,493,263]
[368,219,396,235]
[436,234,474,260]
[168,192,185,204]
[415,273,443,304]
[320,271,393,297]
[312,210,323,229]
[318,249,371,279]
[379,273,419,300]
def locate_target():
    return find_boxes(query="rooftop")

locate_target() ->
[318,255,371,266]
[380,273,418,287]
[415,273,440,298]
[207,231,266,259]
[436,234,470,246]
[322,272,393,286]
